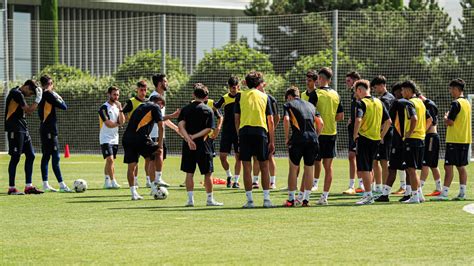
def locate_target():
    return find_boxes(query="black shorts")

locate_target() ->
[239,134,269,162]
[7,131,34,156]
[403,138,424,170]
[123,138,158,164]
[207,138,216,157]
[356,136,379,171]
[423,133,440,168]
[41,132,59,155]
[348,126,356,152]
[151,138,168,160]
[445,143,470,167]
[316,135,336,161]
[289,141,318,166]
[101,143,119,159]
[180,141,213,174]
[220,132,239,154]
[388,144,406,170]
[375,136,392,161]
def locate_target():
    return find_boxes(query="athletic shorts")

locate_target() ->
[356,136,380,171]
[403,138,424,170]
[388,144,406,170]
[348,126,357,152]
[316,135,336,161]
[423,133,440,168]
[101,143,118,159]
[7,131,34,156]
[151,138,168,160]
[445,143,470,167]
[288,141,319,166]
[180,141,213,174]
[207,138,216,157]
[41,132,59,155]
[220,132,239,154]
[239,134,269,162]
[123,138,158,164]
[375,135,392,161]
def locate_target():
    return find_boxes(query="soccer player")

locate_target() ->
[38,75,72,192]
[433,79,471,201]
[400,80,432,204]
[205,98,223,159]
[99,86,125,189]
[371,75,395,194]
[418,93,442,196]
[214,76,242,188]
[343,71,363,195]
[352,80,391,205]
[178,83,223,207]
[122,95,164,200]
[314,67,344,205]
[5,80,44,195]
[283,86,322,207]
[149,74,181,187]
[235,71,275,208]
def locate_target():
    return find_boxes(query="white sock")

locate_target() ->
[297,191,304,200]
[26,183,32,187]
[405,185,412,196]
[270,176,276,184]
[435,179,441,191]
[146,176,150,183]
[156,172,162,182]
[322,191,329,199]
[225,169,232,177]
[420,180,425,188]
[134,176,138,184]
[460,184,466,196]
[105,175,110,181]
[358,178,364,188]
[59,182,67,188]
[10,186,15,189]
[418,187,423,196]
[382,185,392,196]
[130,186,136,194]
[234,175,240,183]
[303,190,311,201]
[376,184,383,192]
[43,181,50,188]
[207,192,213,202]
[187,191,194,202]
[246,191,253,202]
[289,190,296,201]
[252,176,259,183]
[349,179,355,189]
[441,186,449,197]
[399,171,407,189]
[411,190,419,199]
[371,183,376,192]
[367,191,373,197]
[263,189,270,201]
[313,178,319,187]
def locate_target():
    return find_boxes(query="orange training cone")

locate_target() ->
[64,144,70,158]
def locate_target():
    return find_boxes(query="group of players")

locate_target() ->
[4,68,471,207]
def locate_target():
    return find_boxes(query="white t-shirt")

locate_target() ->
[99,102,120,144]
[149,91,166,138]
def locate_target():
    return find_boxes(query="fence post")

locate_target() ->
[332,9,338,91]
[468,94,473,162]
[160,14,166,74]
[3,0,8,152]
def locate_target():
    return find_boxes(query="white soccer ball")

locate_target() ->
[152,186,169,200]
[73,179,88,193]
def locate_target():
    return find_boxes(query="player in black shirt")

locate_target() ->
[178,83,223,207]
[38,75,72,193]
[122,95,164,200]
[4,79,44,195]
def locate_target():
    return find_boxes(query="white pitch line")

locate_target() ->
[463,204,474,215]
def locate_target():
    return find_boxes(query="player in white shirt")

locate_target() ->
[99,86,125,189]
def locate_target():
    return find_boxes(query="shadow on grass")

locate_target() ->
[67,200,127,203]
[73,195,131,199]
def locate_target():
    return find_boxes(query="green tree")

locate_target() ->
[40,0,59,67]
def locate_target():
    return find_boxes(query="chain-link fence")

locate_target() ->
[1,10,473,158]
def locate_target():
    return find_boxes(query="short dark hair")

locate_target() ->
[400,80,418,94]
[193,83,209,99]
[107,86,119,94]
[354,79,370,91]
[152,73,166,88]
[391,82,402,94]
[245,71,264,89]
[370,75,387,87]
[150,94,165,105]
[318,67,333,80]
[228,76,239,87]
[285,86,300,100]
[346,71,361,81]
[449,78,465,91]
[40,75,52,87]
[137,80,147,88]
[306,69,318,81]
[23,79,38,93]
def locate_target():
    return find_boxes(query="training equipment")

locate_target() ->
[152,186,169,200]
[64,144,70,158]
[73,179,88,193]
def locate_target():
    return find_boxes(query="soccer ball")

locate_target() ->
[152,186,169,200]
[73,179,88,193]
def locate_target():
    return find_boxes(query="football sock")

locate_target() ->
[382,185,391,196]
[246,191,253,202]
[252,176,259,183]
[349,179,355,189]
[234,175,240,183]
[435,179,441,191]
[322,191,329,199]
[156,172,162,182]
[460,184,466,196]
[270,176,276,184]
[187,191,194,202]
[263,190,270,201]
[303,190,311,201]
[206,192,213,201]
[420,180,425,188]
[441,186,449,197]
[358,178,364,190]
[399,171,407,189]
[225,169,232,177]
[313,178,319,187]
[289,190,296,201]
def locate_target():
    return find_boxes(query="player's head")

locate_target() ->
[21,79,39,97]
[107,86,120,102]
[245,71,264,89]
[353,79,371,99]
[400,80,418,99]
[391,82,402,99]
[306,69,318,90]
[150,94,166,109]
[370,75,387,95]
[285,86,300,101]
[228,76,240,95]
[40,75,53,89]
[152,73,168,92]
[317,67,332,86]
[193,83,209,100]
[136,80,148,99]
[345,71,361,89]
[448,78,465,97]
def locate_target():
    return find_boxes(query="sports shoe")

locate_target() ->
[103,180,112,189]
[419,194,426,203]
[301,200,310,207]
[398,195,411,202]
[374,195,389,202]
[59,186,73,193]
[356,196,374,205]
[252,182,259,189]
[7,188,24,195]
[179,182,186,187]
[263,199,275,208]
[242,201,255,208]
[134,178,140,188]
[452,194,466,201]
[284,199,295,207]
[43,185,58,192]
[111,180,121,189]
[343,188,356,195]
[425,190,441,196]
[316,196,328,205]
[232,182,240,189]
[155,179,170,188]
[430,195,449,201]
[311,184,319,192]
[185,201,195,207]
[131,193,143,201]
[24,186,44,194]
[373,190,383,196]
[226,177,232,188]
[355,187,365,193]
[270,183,277,190]
[295,198,303,206]
[392,188,406,195]
[206,199,224,206]
[402,196,420,204]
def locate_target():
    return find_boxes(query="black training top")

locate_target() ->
[123,102,163,142]
[178,101,215,143]
[214,92,239,137]
[38,90,67,135]
[423,98,438,126]
[4,87,28,133]
[283,98,318,144]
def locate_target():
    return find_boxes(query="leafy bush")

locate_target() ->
[39,64,90,82]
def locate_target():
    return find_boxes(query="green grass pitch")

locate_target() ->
[1,154,473,264]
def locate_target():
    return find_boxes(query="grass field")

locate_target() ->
[1,154,473,264]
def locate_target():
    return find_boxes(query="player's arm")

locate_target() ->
[99,105,119,128]
[116,102,125,126]
[157,121,164,148]
[425,110,432,131]
[266,97,275,153]
[191,111,214,140]
[234,94,241,134]
[315,113,324,135]
[380,106,392,141]
[51,91,67,110]
[212,109,223,139]
[444,101,460,127]
[178,120,196,150]
[163,108,180,121]
[283,105,290,145]
[405,110,417,139]
[272,100,280,129]
[122,100,133,121]
[21,87,42,114]
[353,101,364,141]
[335,99,344,122]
